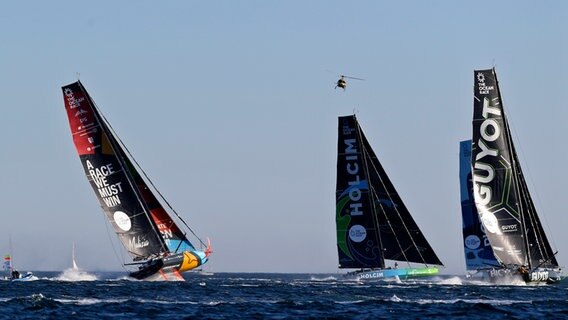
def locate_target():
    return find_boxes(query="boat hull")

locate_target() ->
[129,250,207,281]
[11,274,39,282]
[351,267,439,280]
[524,268,563,285]
[468,267,563,285]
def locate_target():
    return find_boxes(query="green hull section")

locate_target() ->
[354,267,439,280]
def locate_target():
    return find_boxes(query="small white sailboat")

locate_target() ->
[56,243,97,281]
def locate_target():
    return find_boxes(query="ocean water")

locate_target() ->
[1,271,568,319]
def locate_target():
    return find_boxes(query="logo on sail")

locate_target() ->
[114,211,132,231]
[349,225,367,242]
[129,236,150,249]
[344,138,363,216]
[63,88,85,109]
[464,235,481,250]
[476,72,494,94]
[480,212,499,234]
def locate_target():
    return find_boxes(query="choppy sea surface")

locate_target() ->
[1,270,568,319]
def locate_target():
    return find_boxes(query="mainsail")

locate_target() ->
[336,115,442,269]
[459,140,498,270]
[471,69,558,269]
[62,81,203,267]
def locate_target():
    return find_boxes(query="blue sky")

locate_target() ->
[0,1,566,274]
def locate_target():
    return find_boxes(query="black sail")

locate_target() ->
[471,69,526,266]
[511,145,559,268]
[63,81,167,260]
[336,115,383,268]
[360,124,443,266]
[470,68,560,269]
[336,115,442,268]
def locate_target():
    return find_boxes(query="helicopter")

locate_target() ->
[335,75,364,90]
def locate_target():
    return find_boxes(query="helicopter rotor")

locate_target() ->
[335,74,365,90]
[339,75,365,81]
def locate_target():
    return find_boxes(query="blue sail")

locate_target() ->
[459,140,498,270]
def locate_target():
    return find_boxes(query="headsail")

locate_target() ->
[121,155,196,253]
[336,115,442,269]
[471,69,557,269]
[459,140,498,270]
[510,144,558,268]
[360,128,442,266]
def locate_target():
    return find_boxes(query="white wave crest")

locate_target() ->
[309,276,338,281]
[55,267,98,281]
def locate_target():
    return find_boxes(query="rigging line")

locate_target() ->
[361,136,433,267]
[507,113,558,256]
[366,161,422,267]
[369,182,409,266]
[358,129,407,265]
[517,171,545,262]
[356,120,416,267]
[75,81,164,263]
[101,205,129,272]
[81,82,168,253]
[495,70,531,267]
[115,135,206,248]
[494,70,555,264]
[518,169,555,264]
[355,120,385,268]
[366,144,428,266]
[87,88,206,249]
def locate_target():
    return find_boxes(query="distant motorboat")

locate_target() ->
[4,253,38,282]
[11,272,39,282]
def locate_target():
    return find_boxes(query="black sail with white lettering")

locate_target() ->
[471,69,528,267]
[62,81,166,260]
[471,68,560,271]
[336,115,442,269]
[336,115,384,268]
